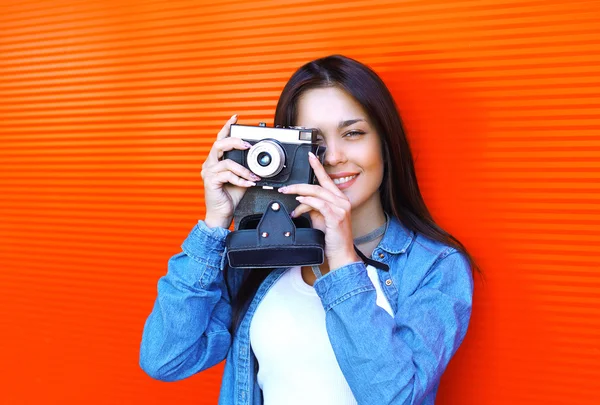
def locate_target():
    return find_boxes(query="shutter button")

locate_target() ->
[385,279,392,286]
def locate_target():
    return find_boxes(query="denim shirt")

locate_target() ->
[140,216,474,405]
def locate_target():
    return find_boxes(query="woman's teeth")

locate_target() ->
[332,175,357,185]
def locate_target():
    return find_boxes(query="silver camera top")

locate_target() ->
[230,123,317,144]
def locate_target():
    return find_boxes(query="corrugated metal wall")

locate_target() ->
[1,0,599,403]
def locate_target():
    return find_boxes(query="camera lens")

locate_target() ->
[257,152,272,167]
[247,140,286,178]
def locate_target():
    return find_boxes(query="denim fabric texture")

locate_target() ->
[139,216,474,405]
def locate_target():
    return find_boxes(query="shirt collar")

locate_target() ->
[378,215,415,255]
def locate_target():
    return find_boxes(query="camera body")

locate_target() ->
[223,123,326,188]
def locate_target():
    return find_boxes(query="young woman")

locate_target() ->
[140,55,476,405]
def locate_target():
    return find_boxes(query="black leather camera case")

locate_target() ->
[226,199,325,269]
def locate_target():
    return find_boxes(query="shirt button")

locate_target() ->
[385,279,392,286]
[379,253,385,259]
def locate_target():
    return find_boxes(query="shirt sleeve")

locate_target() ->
[139,221,233,381]
[313,249,474,404]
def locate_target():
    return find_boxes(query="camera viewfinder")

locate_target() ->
[299,130,313,141]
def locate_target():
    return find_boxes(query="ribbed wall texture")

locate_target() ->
[1,0,599,404]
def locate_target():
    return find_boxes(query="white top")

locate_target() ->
[249,265,394,405]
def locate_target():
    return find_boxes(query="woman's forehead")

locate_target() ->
[296,87,369,127]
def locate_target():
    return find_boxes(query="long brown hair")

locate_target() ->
[224,54,480,335]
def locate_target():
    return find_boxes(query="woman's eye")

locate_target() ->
[344,130,365,138]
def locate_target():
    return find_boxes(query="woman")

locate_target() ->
[140,55,476,405]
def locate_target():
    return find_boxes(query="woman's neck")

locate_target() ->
[350,193,386,239]
[349,192,386,259]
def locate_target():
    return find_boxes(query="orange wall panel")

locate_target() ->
[1,1,599,404]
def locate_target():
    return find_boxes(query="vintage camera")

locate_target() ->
[223,123,326,188]
[223,123,327,269]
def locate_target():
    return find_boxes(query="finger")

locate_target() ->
[290,202,313,218]
[295,196,345,223]
[216,114,238,141]
[207,137,252,163]
[211,159,261,182]
[278,183,338,204]
[213,171,256,188]
[308,151,346,198]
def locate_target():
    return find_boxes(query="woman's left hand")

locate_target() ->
[278,151,360,271]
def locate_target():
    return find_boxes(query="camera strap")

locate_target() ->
[310,245,389,278]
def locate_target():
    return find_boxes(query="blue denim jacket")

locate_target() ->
[140,216,473,404]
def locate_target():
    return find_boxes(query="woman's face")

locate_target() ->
[295,86,384,214]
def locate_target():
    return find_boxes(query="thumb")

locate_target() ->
[308,210,326,233]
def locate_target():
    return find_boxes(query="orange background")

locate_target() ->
[1,0,599,404]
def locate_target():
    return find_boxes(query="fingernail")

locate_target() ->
[290,210,296,218]
[251,174,261,181]
[296,196,304,201]
[278,186,287,193]
[243,141,252,148]
[231,114,238,120]
[247,180,256,186]
[308,151,316,159]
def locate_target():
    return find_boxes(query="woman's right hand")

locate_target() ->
[201,114,262,229]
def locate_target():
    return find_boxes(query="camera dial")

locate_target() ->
[247,139,286,178]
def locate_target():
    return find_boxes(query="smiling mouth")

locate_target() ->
[332,175,357,185]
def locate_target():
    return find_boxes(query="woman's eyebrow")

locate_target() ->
[338,118,366,129]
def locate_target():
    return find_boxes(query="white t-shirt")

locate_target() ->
[249,265,394,405]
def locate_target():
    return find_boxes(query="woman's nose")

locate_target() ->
[323,142,346,166]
